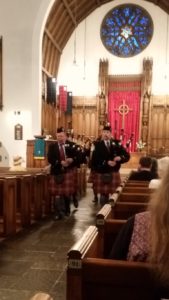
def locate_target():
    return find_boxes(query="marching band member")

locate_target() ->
[47,127,79,220]
[90,124,130,206]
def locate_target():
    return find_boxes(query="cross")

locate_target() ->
[114,99,133,130]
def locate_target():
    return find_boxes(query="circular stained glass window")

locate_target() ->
[100,4,154,58]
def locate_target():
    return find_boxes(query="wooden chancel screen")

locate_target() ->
[98,58,153,153]
[149,95,169,156]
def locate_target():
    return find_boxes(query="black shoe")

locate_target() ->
[65,212,70,217]
[64,205,70,216]
[92,196,98,203]
[73,198,78,208]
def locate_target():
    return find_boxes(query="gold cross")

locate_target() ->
[114,99,133,130]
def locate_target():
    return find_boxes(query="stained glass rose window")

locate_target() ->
[100,4,153,57]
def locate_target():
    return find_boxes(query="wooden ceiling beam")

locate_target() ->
[45,28,62,53]
[61,0,77,26]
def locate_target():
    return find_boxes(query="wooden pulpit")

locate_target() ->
[26,139,56,168]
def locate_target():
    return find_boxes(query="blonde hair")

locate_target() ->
[149,164,169,284]
[30,293,53,300]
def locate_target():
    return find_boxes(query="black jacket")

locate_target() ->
[90,139,130,173]
[129,170,155,181]
[47,140,79,175]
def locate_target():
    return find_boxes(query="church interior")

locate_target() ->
[0,0,169,299]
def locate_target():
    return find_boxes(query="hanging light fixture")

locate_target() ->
[83,18,87,80]
[73,28,77,65]
[73,0,78,66]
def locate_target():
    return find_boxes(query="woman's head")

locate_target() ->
[157,156,169,178]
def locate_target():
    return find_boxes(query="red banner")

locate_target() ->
[59,85,67,112]
[108,80,141,152]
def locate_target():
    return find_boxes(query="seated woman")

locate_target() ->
[109,165,169,286]
[149,156,169,189]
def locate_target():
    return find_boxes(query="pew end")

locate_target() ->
[67,226,99,300]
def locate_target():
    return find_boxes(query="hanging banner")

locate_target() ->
[59,85,67,112]
[34,138,45,159]
[66,91,72,114]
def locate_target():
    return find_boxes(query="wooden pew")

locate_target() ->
[81,258,159,300]
[96,206,126,258]
[110,185,151,203]
[98,199,148,218]
[67,225,163,300]
[67,226,99,300]
[96,202,147,256]
[122,186,153,193]
[31,173,44,220]
[96,202,147,225]
[0,176,17,236]
[116,192,150,203]
[16,174,33,227]
[113,201,148,219]
[0,172,51,235]
[122,180,149,187]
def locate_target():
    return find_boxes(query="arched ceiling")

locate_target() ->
[42,0,169,77]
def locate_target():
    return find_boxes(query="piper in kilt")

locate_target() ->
[90,125,130,206]
[47,127,80,219]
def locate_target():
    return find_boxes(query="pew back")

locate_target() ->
[82,258,160,300]
[122,186,153,193]
[67,224,164,300]
[123,180,149,187]
[117,192,150,203]
[111,201,147,219]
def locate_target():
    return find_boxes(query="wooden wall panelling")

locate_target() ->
[91,112,97,137]
[72,96,98,138]
[72,110,78,134]
[42,101,57,138]
[78,111,84,135]
[85,112,91,137]
[149,95,167,155]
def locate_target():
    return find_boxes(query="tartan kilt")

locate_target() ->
[91,172,121,194]
[88,170,94,183]
[48,168,77,196]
